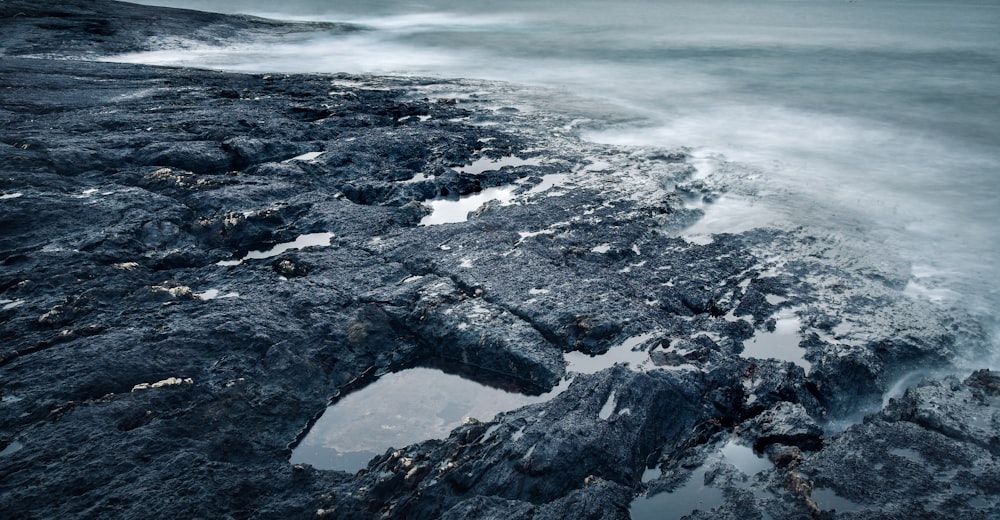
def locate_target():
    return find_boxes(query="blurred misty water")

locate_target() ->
[128,0,1000,346]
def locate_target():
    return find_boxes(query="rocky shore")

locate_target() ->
[1,2,997,519]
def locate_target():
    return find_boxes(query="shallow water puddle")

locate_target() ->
[295,332,666,473]
[742,308,810,372]
[283,151,325,163]
[524,173,569,195]
[764,294,788,305]
[397,114,432,123]
[720,439,771,476]
[565,332,659,375]
[419,172,570,226]
[74,188,114,198]
[217,232,334,266]
[811,487,866,513]
[455,155,543,175]
[419,185,518,225]
[598,389,618,420]
[581,160,612,172]
[194,289,240,300]
[398,172,434,184]
[631,464,724,520]
[291,367,560,472]
[632,439,771,519]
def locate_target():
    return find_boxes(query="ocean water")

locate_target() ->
[125,1,999,354]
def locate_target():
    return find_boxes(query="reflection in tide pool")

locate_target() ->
[631,464,724,520]
[283,150,325,162]
[292,332,665,472]
[742,308,810,372]
[811,487,866,514]
[419,185,518,226]
[217,232,334,266]
[456,155,543,175]
[419,172,571,226]
[632,439,772,519]
[720,439,771,476]
[291,367,561,472]
[417,156,543,226]
[565,332,659,374]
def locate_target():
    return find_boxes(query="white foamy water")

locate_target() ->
[129,0,998,353]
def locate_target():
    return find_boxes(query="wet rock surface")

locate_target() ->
[1,2,997,519]
[0,0,361,59]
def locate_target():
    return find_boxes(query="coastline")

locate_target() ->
[2,2,998,519]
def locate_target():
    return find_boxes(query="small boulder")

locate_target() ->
[746,401,823,451]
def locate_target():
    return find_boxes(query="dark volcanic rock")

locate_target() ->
[321,366,712,519]
[1,2,996,520]
[799,371,1000,518]
[747,401,824,451]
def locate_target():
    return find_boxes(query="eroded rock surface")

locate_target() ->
[1,2,996,519]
